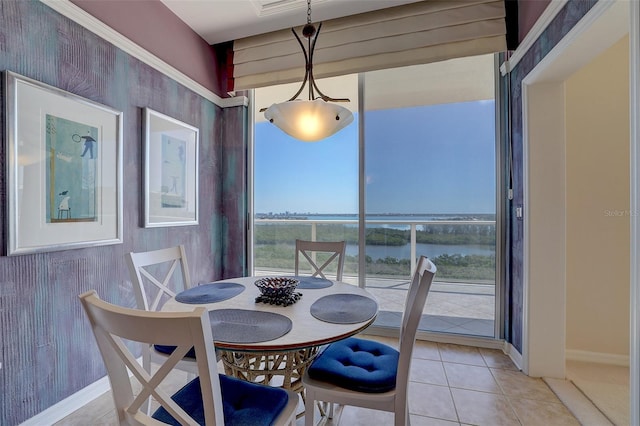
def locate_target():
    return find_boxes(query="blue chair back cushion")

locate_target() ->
[152,375,289,425]
[308,337,399,393]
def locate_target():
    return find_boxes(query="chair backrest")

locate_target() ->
[79,290,223,425]
[126,245,191,312]
[295,239,346,281]
[396,256,436,402]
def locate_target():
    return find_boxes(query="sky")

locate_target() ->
[254,100,496,215]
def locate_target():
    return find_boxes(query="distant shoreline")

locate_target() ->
[255,212,496,221]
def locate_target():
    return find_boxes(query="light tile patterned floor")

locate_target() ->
[56,337,580,426]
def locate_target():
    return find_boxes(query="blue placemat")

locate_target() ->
[209,309,293,343]
[310,294,378,324]
[294,276,333,289]
[175,282,245,304]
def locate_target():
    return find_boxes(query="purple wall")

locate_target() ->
[0,1,247,424]
[70,0,226,97]
[518,0,552,43]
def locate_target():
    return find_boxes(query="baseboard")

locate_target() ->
[19,374,111,426]
[20,357,141,425]
[503,341,523,370]
[566,349,629,367]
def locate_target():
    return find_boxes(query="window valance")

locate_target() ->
[231,0,510,91]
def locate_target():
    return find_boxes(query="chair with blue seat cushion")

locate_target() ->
[152,375,289,426]
[302,256,436,426]
[79,290,297,426]
[307,337,399,393]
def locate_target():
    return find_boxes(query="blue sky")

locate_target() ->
[254,100,495,215]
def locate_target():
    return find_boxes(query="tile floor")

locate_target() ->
[56,336,581,426]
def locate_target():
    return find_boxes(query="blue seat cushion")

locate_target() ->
[153,344,196,359]
[308,337,399,393]
[152,375,289,425]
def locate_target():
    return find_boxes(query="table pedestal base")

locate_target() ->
[219,347,320,395]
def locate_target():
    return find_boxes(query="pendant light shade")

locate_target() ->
[264,99,354,142]
[261,0,352,142]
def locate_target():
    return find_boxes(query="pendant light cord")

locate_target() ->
[265,0,350,105]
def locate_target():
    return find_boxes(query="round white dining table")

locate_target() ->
[162,275,378,403]
[162,275,378,351]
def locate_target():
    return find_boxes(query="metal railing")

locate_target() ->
[254,217,496,279]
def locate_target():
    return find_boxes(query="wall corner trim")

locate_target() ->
[40,0,247,109]
[503,341,524,371]
[507,0,568,71]
[500,61,510,76]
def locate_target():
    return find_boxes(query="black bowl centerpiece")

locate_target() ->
[254,276,301,306]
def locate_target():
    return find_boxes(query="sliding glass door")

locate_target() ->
[252,55,499,339]
[362,55,498,337]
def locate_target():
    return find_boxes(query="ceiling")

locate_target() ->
[160,0,424,45]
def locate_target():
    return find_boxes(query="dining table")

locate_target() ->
[161,275,379,402]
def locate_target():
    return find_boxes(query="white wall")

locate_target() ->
[524,81,567,378]
[565,35,630,358]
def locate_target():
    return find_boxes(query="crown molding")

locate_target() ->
[502,0,568,74]
[40,0,248,109]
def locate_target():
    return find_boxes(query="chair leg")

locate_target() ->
[395,404,409,426]
[316,401,334,419]
[304,390,315,426]
[142,351,153,414]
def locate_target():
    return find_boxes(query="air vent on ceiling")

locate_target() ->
[251,0,327,17]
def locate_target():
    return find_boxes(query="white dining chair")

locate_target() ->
[126,245,192,312]
[302,256,436,426]
[79,290,298,426]
[125,245,199,395]
[295,239,346,281]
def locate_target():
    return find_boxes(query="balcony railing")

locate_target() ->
[254,217,496,283]
[254,217,497,336]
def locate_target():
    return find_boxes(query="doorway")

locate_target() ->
[521,0,633,423]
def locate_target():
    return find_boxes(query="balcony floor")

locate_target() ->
[363,277,495,337]
[257,271,496,338]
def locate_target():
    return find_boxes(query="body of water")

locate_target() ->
[347,242,494,261]
[255,213,496,260]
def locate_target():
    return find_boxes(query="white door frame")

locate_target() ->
[519,0,638,423]
[629,1,640,424]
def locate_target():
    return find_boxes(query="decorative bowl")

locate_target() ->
[254,276,299,298]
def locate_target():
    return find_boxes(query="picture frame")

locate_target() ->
[143,107,199,227]
[5,71,123,256]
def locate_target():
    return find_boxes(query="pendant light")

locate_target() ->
[262,0,353,142]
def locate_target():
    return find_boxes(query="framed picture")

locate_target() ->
[143,108,199,227]
[5,71,123,256]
